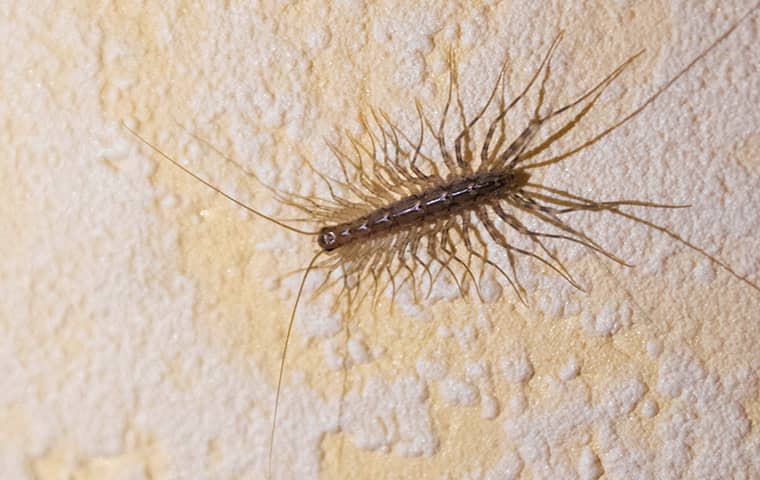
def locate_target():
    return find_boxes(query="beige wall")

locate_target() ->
[1,1,759,479]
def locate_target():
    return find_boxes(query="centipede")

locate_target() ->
[124,3,759,478]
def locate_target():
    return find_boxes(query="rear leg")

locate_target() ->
[478,31,565,170]
[509,193,632,267]
[477,207,584,290]
[490,203,584,291]
[452,50,510,173]
[523,185,760,292]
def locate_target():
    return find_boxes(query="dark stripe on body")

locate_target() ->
[318,171,516,251]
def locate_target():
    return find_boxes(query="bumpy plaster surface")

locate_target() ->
[2,1,759,479]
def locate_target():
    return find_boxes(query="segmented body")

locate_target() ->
[318,171,523,251]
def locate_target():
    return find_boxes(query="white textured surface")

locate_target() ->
[2,1,759,479]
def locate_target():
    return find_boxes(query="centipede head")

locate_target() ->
[318,227,340,251]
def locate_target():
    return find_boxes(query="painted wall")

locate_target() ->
[1,1,758,479]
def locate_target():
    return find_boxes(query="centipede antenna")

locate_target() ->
[123,122,319,236]
[268,250,326,479]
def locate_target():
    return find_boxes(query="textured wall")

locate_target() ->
[2,1,759,479]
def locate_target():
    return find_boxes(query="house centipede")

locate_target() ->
[124,3,760,478]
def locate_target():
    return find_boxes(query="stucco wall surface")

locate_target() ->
[1,1,759,479]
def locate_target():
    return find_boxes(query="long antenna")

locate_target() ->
[525,1,760,171]
[268,250,325,480]
[122,121,318,236]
